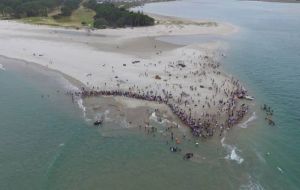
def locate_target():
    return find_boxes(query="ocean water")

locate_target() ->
[137,0,300,189]
[1,0,300,190]
[1,57,247,190]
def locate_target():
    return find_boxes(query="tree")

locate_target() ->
[0,0,62,18]
[94,18,108,29]
[83,0,97,10]
[61,0,81,16]
[92,3,154,29]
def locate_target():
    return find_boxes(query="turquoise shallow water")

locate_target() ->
[0,58,258,190]
[0,57,254,190]
[1,0,300,189]
[0,58,85,189]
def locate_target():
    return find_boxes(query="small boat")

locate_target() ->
[244,95,254,101]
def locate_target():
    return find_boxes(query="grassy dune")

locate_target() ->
[20,6,96,28]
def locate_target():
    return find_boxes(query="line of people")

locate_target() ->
[66,86,249,138]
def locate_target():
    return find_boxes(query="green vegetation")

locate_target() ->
[0,0,154,29]
[85,1,155,28]
[61,0,81,16]
[20,6,95,28]
[0,0,81,18]
[0,0,61,18]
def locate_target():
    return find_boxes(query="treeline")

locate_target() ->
[0,0,81,18]
[61,0,81,16]
[0,0,61,17]
[84,0,154,29]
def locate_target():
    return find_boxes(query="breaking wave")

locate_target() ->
[0,63,6,71]
[240,176,264,190]
[150,112,170,124]
[57,75,87,119]
[77,98,87,118]
[239,112,257,128]
[221,137,244,164]
[277,167,284,174]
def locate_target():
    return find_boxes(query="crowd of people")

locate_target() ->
[67,85,249,138]
[63,49,253,138]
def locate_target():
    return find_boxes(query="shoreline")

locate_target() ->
[0,13,252,138]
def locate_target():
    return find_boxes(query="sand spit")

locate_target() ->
[0,15,250,137]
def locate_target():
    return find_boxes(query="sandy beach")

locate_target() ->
[0,15,249,137]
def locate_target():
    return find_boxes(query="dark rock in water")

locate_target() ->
[183,153,194,160]
[94,120,103,126]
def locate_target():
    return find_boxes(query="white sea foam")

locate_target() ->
[277,167,284,174]
[225,148,244,164]
[56,76,88,120]
[255,150,266,163]
[240,176,264,190]
[150,112,158,121]
[239,112,257,128]
[77,98,87,118]
[103,109,112,121]
[58,143,65,147]
[0,63,6,71]
[121,119,130,128]
[150,112,166,124]
[221,137,244,164]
